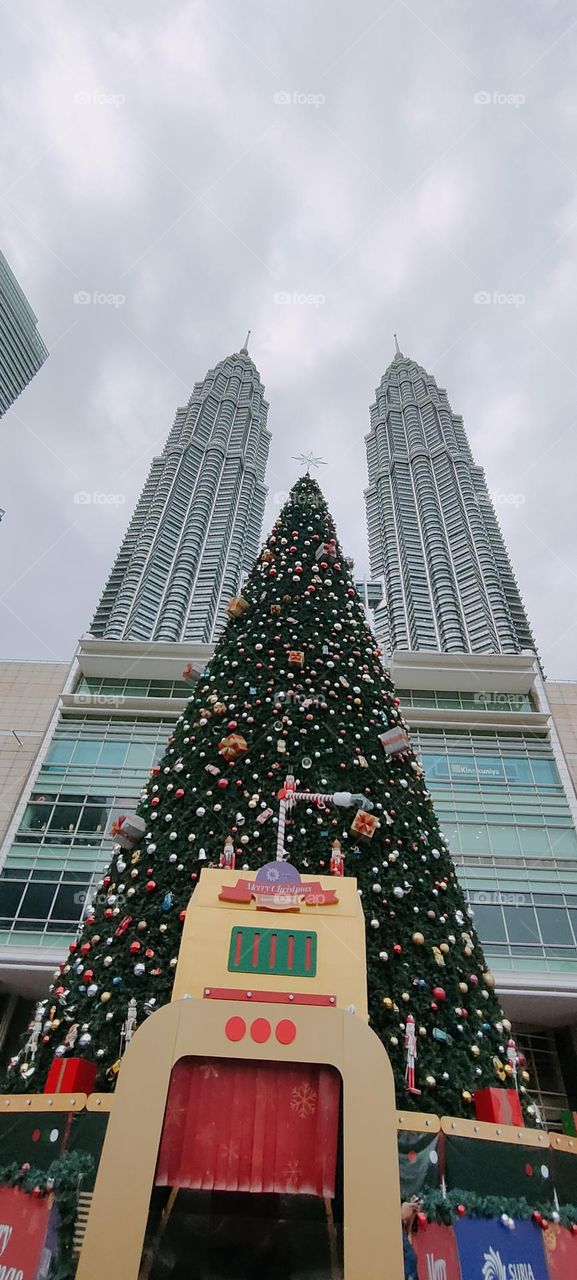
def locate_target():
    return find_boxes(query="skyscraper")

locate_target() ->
[91,340,270,644]
[363,342,577,1127]
[364,339,535,659]
[0,341,270,1018]
[0,250,48,417]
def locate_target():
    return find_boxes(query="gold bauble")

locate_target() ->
[484,970,496,988]
[462,1090,472,1103]
[521,1070,530,1082]
[383,996,393,1009]
[401,991,410,1002]
[51,1019,60,1030]
[412,931,425,945]
[459,982,468,993]
[100,992,111,1003]
[440,942,449,954]
[470,1044,480,1056]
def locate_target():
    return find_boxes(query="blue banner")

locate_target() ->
[454,1217,548,1280]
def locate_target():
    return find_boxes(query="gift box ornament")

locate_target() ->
[474,1087,523,1127]
[350,809,380,839]
[44,1056,98,1096]
[379,726,410,756]
[110,814,146,849]
[227,595,248,619]
[218,733,248,761]
[288,650,305,668]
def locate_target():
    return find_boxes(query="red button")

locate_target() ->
[250,1018,271,1044]
[276,1019,297,1045]
[225,1015,246,1042]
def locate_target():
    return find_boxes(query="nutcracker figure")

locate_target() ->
[507,1037,519,1090]
[404,1014,421,1095]
[330,839,345,877]
[220,836,236,870]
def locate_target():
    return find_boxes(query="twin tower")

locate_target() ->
[90,338,535,663]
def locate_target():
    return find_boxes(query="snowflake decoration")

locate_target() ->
[290,1082,317,1119]
[284,1159,302,1188]
[292,452,326,471]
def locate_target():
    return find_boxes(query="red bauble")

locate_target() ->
[393,944,403,955]
[432,987,446,1001]
[145,880,156,893]
[175,788,185,799]
[80,943,91,955]
[83,970,94,982]
[129,941,141,954]
[151,797,160,807]
[456,1204,466,1217]
[217,778,229,788]
[179,910,186,922]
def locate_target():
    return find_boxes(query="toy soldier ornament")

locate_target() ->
[220,836,236,870]
[330,839,345,877]
[404,1014,421,1095]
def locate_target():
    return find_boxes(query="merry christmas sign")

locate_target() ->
[219,861,339,911]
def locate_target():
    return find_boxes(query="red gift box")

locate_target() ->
[474,1087,523,1126]
[44,1056,98,1095]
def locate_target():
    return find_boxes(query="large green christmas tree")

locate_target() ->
[10,476,533,1118]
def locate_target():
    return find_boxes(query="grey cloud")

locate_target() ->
[1,0,576,675]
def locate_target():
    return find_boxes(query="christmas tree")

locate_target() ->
[10,475,532,1119]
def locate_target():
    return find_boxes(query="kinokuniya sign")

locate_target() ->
[219,861,339,910]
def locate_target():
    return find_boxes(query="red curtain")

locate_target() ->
[155,1057,341,1197]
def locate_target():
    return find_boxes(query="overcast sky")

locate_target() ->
[1,1,577,677]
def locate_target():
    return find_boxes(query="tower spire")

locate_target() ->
[394,332,402,357]
[240,329,251,354]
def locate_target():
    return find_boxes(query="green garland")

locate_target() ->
[421,1186,577,1231]
[0,1150,94,1280]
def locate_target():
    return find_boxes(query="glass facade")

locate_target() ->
[364,348,536,658]
[0,249,48,417]
[0,717,175,948]
[398,688,534,713]
[413,727,577,973]
[75,676,191,700]
[90,348,270,645]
